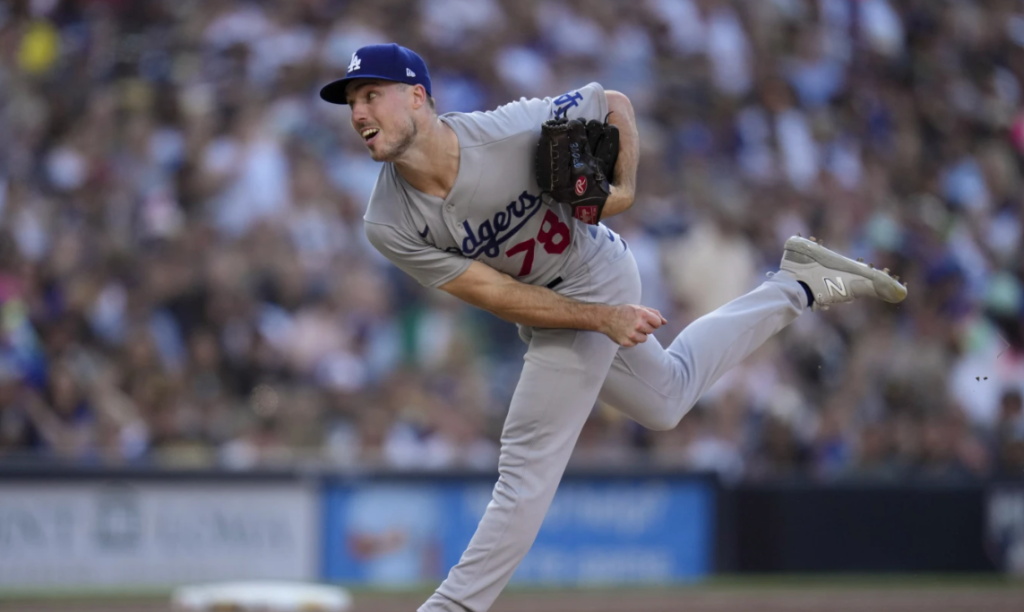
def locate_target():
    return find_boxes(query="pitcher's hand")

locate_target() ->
[599,304,667,347]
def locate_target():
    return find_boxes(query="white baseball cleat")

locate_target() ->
[777,235,908,311]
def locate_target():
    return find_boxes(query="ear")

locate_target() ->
[410,84,427,110]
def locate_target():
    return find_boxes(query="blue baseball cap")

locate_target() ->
[320,43,432,105]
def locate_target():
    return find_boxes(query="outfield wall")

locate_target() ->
[0,468,1018,588]
[0,479,317,587]
[720,482,1009,574]
[320,472,716,586]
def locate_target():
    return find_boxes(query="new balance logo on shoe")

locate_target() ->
[406,67,416,77]
[824,277,847,297]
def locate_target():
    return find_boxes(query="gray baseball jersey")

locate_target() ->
[359,84,810,612]
[364,83,608,291]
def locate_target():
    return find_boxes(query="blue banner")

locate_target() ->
[321,476,714,586]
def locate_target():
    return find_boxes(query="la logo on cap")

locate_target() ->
[347,53,361,73]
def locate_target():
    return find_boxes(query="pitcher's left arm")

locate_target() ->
[600,90,639,219]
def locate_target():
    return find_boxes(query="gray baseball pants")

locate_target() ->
[420,226,806,612]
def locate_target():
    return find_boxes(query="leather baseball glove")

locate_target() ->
[535,115,619,224]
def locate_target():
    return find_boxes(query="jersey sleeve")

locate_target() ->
[453,82,610,146]
[554,82,609,121]
[517,81,609,123]
[364,221,472,289]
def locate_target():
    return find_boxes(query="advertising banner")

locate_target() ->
[0,481,317,587]
[321,476,715,586]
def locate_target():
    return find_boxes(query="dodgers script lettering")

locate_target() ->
[461,191,543,258]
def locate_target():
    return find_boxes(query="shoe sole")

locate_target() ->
[784,237,908,304]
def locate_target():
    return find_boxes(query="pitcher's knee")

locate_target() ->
[644,413,680,431]
[641,398,699,431]
[493,464,556,507]
[640,404,681,431]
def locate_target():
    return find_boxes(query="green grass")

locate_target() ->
[699,574,1024,589]
[0,587,173,601]
[3,574,1023,601]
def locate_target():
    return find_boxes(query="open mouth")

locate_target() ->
[360,127,380,145]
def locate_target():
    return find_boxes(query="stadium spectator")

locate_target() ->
[0,0,1021,480]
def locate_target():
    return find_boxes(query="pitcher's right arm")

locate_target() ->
[439,261,665,347]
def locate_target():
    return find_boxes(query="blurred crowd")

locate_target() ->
[0,0,1022,480]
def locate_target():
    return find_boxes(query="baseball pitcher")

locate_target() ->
[320,43,907,612]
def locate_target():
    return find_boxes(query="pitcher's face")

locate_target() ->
[347,80,419,162]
